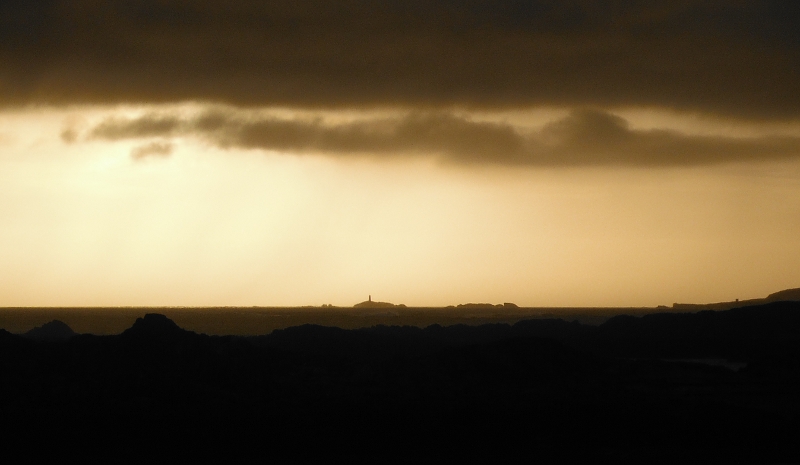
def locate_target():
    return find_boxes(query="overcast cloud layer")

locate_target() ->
[2,1,799,119]
[86,110,800,166]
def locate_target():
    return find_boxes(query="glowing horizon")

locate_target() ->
[2,105,800,308]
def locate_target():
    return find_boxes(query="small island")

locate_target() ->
[457,302,518,309]
[353,295,406,309]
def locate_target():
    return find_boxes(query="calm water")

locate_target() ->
[0,306,658,335]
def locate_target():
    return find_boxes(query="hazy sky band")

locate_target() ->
[2,0,799,119]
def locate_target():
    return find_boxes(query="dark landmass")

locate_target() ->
[768,287,800,301]
[353,298,406,309]
[2,301,800,463]
[457,302,519,309]
[22,319,76,341]
[3,287,797,336]
[672,286,800,311]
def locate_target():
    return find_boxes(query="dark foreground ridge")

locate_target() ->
[22,319,76,341]
[2,305,800,463]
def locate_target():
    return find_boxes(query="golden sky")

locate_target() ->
[2,2,800,306]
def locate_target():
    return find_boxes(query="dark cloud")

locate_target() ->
[130,141,173,160]
[60,116,88,143]
[92,115,182,140]
[1,1,799,119]
[87,109,800,166]
[60,127,79,144]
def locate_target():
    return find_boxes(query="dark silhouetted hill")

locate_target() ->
[1,307,800,463]
[22,320,76,341]
[123,313,185,337]
[767,287,800,302]
[672,286,800,310]
[0,328,23,344]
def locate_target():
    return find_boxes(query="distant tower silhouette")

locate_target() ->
[369,295,371,302]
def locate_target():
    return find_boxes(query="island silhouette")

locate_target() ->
[353,295,406,309]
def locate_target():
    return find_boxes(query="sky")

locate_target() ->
[2,1,800,307]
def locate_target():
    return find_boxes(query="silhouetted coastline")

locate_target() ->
[0,305,684,336]
[1,301,800,462]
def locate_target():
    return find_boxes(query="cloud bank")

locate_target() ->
[2,1,799,119]
[87,110,800,166]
